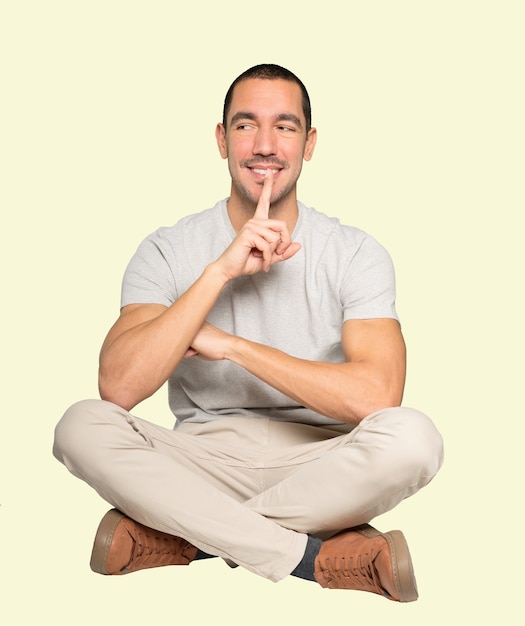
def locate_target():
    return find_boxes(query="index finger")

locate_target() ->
[253,169,273,220]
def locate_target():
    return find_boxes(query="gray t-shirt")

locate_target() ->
[122,200,398,428]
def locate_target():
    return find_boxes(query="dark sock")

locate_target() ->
[290,536,322,581]
[194,549,216,560]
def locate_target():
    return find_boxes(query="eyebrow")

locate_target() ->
[230,111,303,129]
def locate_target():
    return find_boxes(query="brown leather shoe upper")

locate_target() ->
[90,509,198,575]
[314,525,418,602]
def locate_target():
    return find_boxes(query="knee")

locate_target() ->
[387,406,444,482]
[364,406,444,484]
[53,399,114,466]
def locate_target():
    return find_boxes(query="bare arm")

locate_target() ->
[98,172,300,410]
[98,264,229,410]
[187,317,406,424]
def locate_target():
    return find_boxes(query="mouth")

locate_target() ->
[247,166,283,181]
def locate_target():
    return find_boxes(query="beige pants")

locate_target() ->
[53,400,443,582]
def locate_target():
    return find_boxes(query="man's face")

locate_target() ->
[216,78,316,213]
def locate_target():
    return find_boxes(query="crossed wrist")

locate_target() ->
[223,334,247,363]
[204,261,233,288]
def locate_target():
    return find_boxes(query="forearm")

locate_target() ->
[99,263,229,409]
[226,337,404,424]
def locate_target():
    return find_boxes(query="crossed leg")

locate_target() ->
[53,399,443,582]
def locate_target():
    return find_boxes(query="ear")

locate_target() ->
[215,123,228,159]
[303,127,317,162]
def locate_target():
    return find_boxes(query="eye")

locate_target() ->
[277,125,296,133]
[236,123,255,131]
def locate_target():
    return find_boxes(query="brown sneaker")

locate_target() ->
[314,524,418,602]
[90,509,198,575]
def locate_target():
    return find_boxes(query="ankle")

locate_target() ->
[290,536,322,581]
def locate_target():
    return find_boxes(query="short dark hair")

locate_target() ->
[222,64,312,132]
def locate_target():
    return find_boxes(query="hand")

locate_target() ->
[215,171,301,279]
[184,322,233,361]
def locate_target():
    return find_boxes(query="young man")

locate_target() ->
[53,64,443,602]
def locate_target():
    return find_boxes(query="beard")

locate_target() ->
[228,158,302,214]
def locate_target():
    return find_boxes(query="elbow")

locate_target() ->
[356,394,402,423]
[98,371,137,411]
[338,384,404,425]
[354,370,405,419]
[374,385,404,413]
[98,380,122,408]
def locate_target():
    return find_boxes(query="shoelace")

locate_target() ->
[321,552,383,594]
[130,527,191,566]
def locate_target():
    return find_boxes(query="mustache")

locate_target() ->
[241,157,288,169]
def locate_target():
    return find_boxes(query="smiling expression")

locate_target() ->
[216,78,317,216]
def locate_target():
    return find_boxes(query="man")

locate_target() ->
[53,64,443,602]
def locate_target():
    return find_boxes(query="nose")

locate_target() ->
[253,126,277,156]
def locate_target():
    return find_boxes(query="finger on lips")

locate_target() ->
[247,170,300,268]
[254,169,273,220]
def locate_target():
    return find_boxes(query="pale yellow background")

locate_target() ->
[2,1,523,624]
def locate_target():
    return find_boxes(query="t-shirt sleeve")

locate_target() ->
[120,228,178,308]
[340,233,399,322]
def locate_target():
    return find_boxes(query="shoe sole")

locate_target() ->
[355,524,418,602]
[90,509,126,575]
